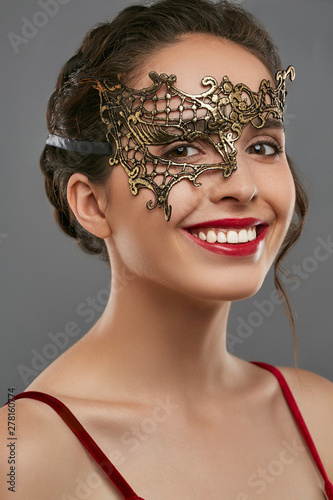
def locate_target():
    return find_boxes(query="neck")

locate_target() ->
[89,274,235,402]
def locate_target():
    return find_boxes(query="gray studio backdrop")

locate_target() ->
[1,0,332,400]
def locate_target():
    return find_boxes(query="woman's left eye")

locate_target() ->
[246,142,282,156]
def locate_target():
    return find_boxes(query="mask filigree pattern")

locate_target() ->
[83,66,295,221]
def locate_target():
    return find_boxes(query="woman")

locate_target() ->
[1,0,333,498]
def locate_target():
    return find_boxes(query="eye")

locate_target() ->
[246,141,282,157]
[165,145,200,161]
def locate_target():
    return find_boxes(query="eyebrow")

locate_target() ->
[251,117,286,133]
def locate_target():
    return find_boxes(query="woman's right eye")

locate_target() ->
[165,145,200,161]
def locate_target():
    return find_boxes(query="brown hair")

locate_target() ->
[40,0,308,351]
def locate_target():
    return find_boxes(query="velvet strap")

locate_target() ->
[4,363,333,499]
[251,361,333,498]
[5,391,143,500]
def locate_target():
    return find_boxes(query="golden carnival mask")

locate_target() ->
[46,66,295,221]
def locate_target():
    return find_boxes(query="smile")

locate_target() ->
[183,218,268,257]
[190,226,257,244]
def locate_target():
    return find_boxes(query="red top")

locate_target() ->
[5,361,333,499]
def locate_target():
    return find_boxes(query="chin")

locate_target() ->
[180,263,269,302]
[180,275,267,303]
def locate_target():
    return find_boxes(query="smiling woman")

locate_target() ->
[1,0,333,499]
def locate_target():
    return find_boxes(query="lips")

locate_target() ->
[182,218,268,256]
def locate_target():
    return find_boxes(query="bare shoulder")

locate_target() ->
[0,396,95,499]
[277,365,333,411]
[277,365,333,479]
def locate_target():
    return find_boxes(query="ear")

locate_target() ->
[67,173,112,239]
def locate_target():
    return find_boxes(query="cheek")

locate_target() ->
[167,178,204,221]
[106,166,170,255]
[262,165,296,232]
[278,168,296,221]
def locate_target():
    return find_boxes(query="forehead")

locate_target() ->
[134,33,273,93]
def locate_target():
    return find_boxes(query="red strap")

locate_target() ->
[251,361,333,498]
[5,369,333,499]
[5,392,143,500]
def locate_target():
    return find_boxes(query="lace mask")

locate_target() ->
[48,66,295,221]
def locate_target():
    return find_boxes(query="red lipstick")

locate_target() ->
[185,218,264,230]
[183,218,268,257]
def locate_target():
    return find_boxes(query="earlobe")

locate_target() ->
[67,173,112,239]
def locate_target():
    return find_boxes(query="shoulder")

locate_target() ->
[0,394,93,499]
[277,365,333,413]
[277,366,333,479]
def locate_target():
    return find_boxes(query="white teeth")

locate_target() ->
[226,230,238,244]
[206,230,217,243]
[217,231,227,243]
[238,229,248,243]
[248,227,256,241]
[193,226,259,244]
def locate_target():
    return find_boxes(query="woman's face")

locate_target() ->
[104,34,296,301]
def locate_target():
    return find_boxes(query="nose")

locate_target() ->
[206,159,258,205]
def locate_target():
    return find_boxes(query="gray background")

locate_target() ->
[1,0,332,400]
